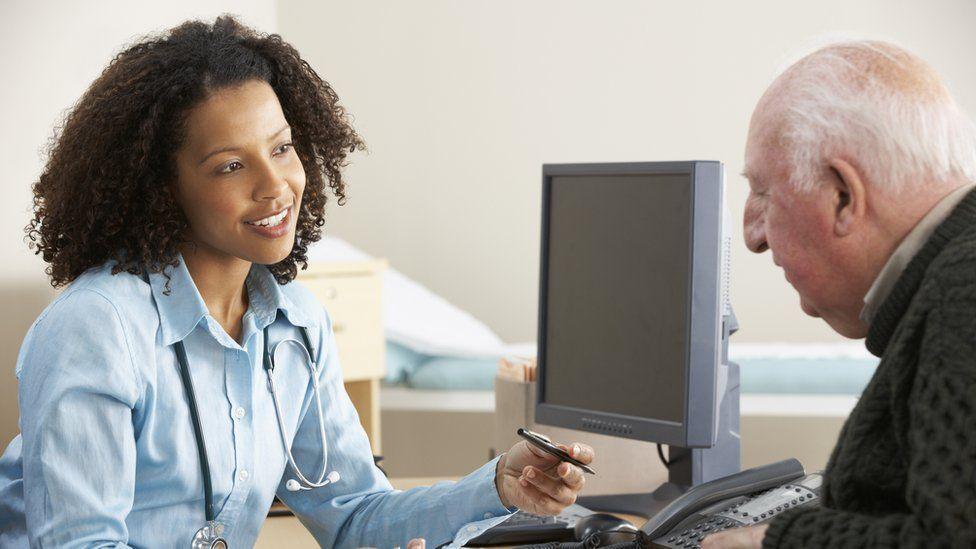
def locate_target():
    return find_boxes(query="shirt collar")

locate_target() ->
[244,261,317,332]
[860,182,976,325]
[148,254,316,346]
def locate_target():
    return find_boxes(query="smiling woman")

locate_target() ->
[25,15,363,291]
[0,14,593,549]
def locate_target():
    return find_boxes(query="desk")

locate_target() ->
[254,477,641,548]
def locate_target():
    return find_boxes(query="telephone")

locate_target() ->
[639,459,821,548]
[513,459,822,549]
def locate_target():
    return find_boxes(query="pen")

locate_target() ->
[517,427,596,475]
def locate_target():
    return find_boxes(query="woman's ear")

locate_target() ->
[827,158,867,237]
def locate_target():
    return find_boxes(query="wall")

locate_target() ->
[0,0,277,450]
[278,0,976,344]
[3,0,976,448]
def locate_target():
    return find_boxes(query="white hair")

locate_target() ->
[771,40,976,193]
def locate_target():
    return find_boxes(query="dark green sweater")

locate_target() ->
[763,188,976,548]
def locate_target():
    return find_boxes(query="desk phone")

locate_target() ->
[641,468,822,548]
[501,459,821,549]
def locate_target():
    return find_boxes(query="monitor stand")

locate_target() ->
[576,360,740,519]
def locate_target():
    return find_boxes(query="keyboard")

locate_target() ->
[466,504,595,546]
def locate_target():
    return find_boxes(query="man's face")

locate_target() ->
[742,120,869,338]
[172,79,306,267]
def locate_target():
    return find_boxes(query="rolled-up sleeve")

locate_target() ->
[18,289,141,548]
[276,310,514,548]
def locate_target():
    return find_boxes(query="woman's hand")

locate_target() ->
[700,524,768,549]
[495,440,594,514]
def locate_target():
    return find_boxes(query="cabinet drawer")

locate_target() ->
[299,261,386,382]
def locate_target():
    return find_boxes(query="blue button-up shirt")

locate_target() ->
[0,256,513,547]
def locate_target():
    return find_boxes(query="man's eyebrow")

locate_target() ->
[197,123,292,166]
[741,168,762,186]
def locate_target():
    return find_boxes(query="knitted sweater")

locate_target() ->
[763,188,976,548]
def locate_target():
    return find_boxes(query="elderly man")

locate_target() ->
[704,41,976,548]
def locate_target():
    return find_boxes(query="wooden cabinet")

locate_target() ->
[297,259,387,454]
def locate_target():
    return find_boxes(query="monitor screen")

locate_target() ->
[542,173,692,425]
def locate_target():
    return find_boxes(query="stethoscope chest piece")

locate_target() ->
[192,521,228,549]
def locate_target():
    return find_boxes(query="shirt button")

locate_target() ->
[466,525,478,533]
[238,469,249,482]
[233,407,246,420]
[483,512,493,519]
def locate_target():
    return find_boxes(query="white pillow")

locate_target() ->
[305,236,506,358]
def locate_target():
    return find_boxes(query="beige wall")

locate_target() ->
[278,0,976,344]
[0,0,277,448]
[3,1,976,444]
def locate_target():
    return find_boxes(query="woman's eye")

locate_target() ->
[216,143,291,174]
[218,161,243,174]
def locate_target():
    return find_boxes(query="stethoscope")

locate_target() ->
[173,323,339,548]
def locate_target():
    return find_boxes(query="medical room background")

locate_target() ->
[2,0,976,475]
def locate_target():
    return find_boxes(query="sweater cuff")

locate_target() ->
[761,507,813,549]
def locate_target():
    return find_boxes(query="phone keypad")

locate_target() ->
[664,516,739,548]
[653,479,821,548]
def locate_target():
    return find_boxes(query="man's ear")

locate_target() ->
[827,158,867,237]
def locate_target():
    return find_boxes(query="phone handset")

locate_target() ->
[640,459,806,540]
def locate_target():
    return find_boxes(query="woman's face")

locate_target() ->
[172,79,306,267]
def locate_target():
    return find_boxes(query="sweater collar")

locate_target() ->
[860,182,976,325]
[865,185,976,356]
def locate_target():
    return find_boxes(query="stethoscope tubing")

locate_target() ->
[173,321,329,538]
[174,339,216,522]
[264,323,332,489]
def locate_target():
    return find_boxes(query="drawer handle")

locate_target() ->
[333,321,346,334]
[323,287,338,299]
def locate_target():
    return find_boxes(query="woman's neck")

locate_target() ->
[180,244,251,343]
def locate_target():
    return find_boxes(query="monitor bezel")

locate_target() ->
[534,161,723,448]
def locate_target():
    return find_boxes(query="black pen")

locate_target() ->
[517,427,596,475]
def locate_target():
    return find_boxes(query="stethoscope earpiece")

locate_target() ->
[286,470,340,492]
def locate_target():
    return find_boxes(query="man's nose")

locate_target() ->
[743,211,769,253]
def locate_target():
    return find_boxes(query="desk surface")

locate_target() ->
[255,477,642,548]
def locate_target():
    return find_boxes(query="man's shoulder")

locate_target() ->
[926,224,976,297]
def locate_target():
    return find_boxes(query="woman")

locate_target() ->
[0,15,592,548]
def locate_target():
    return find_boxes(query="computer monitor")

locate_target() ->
[534,161,739,515]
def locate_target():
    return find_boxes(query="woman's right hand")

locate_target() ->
[407,538,426,549]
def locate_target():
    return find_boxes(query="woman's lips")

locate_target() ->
[244,206,291,239]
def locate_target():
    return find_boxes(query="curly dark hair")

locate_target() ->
[26,14,364,288]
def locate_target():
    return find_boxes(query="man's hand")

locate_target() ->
[700,524,768,549]
[495,440,594,515]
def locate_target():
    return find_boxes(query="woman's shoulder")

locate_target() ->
[30,261,159,348]
[17,262,151,396]
[47,262,155,318]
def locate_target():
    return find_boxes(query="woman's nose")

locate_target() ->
[253,162,290,201]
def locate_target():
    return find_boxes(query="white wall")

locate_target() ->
[3,1,975,444]
[278,0,976,344]
[0,0,277,447]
